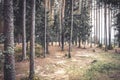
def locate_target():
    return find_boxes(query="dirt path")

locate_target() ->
[0,45,118,80]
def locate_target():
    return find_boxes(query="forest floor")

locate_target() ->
[0,44,120,80]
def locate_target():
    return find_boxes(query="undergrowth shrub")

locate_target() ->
[27,44,43,57]
[15,47,23,61]
[15,43,43,61]
[83,61,120,80]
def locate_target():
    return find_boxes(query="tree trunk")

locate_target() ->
[100,3,103,45]
[119,42,120,48]
[94,0,96,46]
[79,0,81,14]
[22,0,27,60]
[98,2,100,45]
[104,2,108,51]
[78,37,81,48]
[65,0,73,58]
[26,41,29,50]
[29,0,35,79]
[46,35,49,54]
[51,41,53,46]
[61,32,64,51]
[90,0,92,48]
[61,0,65,51]
[96,0,98,45]
[108,5,112,49]
[75,37,77,46]
[3,0,16,80]
[59,0,62,47]
[44,0,47,57]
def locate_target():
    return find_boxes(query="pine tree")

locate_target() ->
[3,0,16,80]
[44,0,47,58]
[22,0,27,60]
[61,0,65,51]
[104,1,108,51]
[64,0,72,58]
[29,0,35,79]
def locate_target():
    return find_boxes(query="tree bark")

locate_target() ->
[90,0,92,48]
[100,3,103,45]
[61,32,64,51]
[104,2,108,51]
[61,0,65,51]
[44,0,47,58]
[68,0,73,58]
[94,0,96,46]
[78,37,81,48]
[29,0,35,79]
[108,5,112,49]
[96,0,98,45]
[22,0,27,60]
[98,2,100,45]
[46,35,49,54]
[3,0,16,80]
[59,0,62,47]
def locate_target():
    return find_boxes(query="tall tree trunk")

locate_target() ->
[61,0,65,51]
[69,0,73,58]
[104,2,108,51]
[64,0,73,58]
[22,0,27,60]
[98,2,100,45]
[44,0,47,57]
[59,0,62,47]
[3,0,16,80]
[96,0,98,45]
[90,0,92,48]
[94,0,96,46]
[100,3,103,45]
[118,5,120,48]
[113,9,116,47]
[29,0,35,79]
[108,5,112,49]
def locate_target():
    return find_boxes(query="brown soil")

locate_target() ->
[0,44,120,80]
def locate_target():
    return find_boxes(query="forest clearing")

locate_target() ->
[1,44,120,80]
